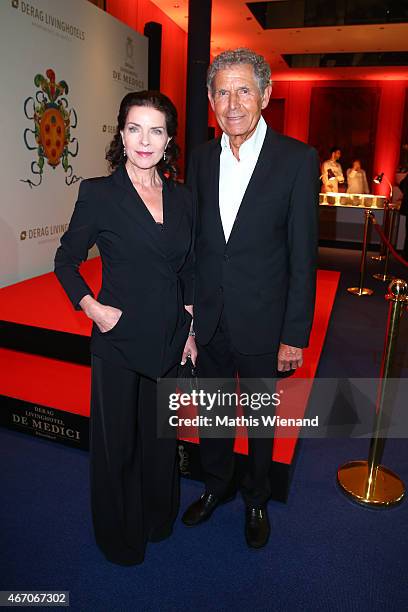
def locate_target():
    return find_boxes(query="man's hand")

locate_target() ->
[181,335,197,366]
[277,343,303,372]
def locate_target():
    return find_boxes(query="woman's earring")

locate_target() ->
[163,149,167,162]
[123,145,127,157]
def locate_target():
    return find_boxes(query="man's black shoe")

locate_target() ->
[182,491,234,526]
[245,505,270,548]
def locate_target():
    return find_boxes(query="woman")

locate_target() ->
[346,159,369,194]
[54,91,197,565]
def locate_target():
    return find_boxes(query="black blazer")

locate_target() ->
[54,163,194,379]
[188,127,320,354]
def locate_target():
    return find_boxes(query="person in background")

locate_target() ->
[54,91,195,566]
[346,159,369,194]
[398,173,408,260]
[321,146,344,192]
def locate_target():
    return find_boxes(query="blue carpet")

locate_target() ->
[316,247,408,379]
[1,247,408,611]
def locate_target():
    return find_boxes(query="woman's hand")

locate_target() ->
[79,295,123,333]
[181,304,197,365]
[181,335,197,367]
[95,305,123,333]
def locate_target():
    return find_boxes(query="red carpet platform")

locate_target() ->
[0,258,339,500]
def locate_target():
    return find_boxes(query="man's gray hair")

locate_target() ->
[207,48,271,95]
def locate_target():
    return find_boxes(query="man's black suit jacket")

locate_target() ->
[188,127,320,354]
[54,163,194,379]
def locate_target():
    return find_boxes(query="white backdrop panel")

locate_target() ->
[0,0,147,287]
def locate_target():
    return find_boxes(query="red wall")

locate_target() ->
[105,3,407,188]
[372,82,406,195]
[106,0,188,172]
[271,80,407,195]
[268,81,313,143]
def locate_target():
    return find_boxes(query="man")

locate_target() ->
[182,48,319,548]
[321,146,344,192]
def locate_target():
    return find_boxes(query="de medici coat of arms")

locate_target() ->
[22,68,81,188]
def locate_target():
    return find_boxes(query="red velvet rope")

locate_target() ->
[370,213,408,268]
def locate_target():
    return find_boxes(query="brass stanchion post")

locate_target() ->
[338,279,408,506]
[373,207,396,282]
[371,203,389,262]
[348,210,374,296]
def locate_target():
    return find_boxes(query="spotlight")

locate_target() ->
[373,172,393,200]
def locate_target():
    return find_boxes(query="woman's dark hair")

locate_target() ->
[106,90,180,179]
